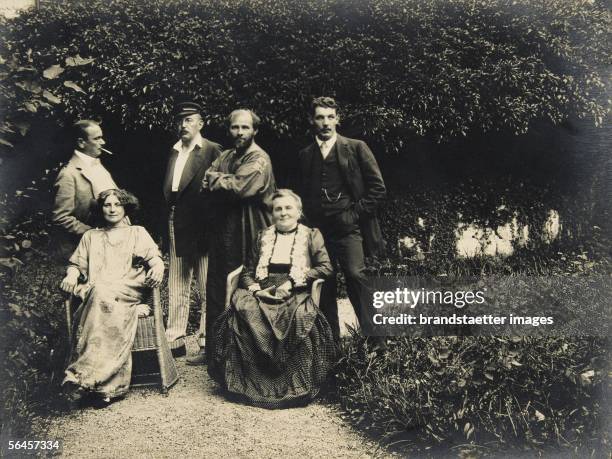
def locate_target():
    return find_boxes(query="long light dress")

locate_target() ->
[63,225,161,399]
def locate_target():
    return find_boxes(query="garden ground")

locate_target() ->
[32,303,393,458]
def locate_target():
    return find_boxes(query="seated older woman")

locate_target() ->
[60,189,164,404]
[208,189,336,408]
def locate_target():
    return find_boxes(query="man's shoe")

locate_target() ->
[186,349,206,366]
[171,345,186,358]
[91,395,112,409]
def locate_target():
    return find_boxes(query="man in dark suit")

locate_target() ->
[163,102,222,361]
[293,97,386,347]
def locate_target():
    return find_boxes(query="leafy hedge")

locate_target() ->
[369,177,610,277]
[0,0,609,152]
[335,334,610,454]
[0,253,66,436]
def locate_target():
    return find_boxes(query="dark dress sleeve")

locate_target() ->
[304,228,333,283]
[239,230,262,289]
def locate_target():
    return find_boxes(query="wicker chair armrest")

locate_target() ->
[311,279,324,307]
[225,265,244,309]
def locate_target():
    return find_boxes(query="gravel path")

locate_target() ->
[39,300,394,458]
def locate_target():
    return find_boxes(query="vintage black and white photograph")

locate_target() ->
[0,0,610,457]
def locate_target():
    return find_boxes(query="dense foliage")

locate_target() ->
[0,256,66,436]
[335,334,610,455]
[373,178,610,274]
[0,0,610,454]
[0,0,609,151]
[1,176,610,451]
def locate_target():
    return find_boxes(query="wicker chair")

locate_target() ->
[225,265,324,308]
[65,286,179,393]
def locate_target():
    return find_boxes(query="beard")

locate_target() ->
[234,136,254,150]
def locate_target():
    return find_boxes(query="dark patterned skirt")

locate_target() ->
[208,273,336,408]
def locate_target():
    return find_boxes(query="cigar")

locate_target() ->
[101,147,114,155]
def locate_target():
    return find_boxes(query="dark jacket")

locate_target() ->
[163,138,222,256]
[293,134,386,257]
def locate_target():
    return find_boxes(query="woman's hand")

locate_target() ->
[248,283,262,294]
[275,281,292,299]
[60,270,80,294]
[145,258,164,288]
[255,286,277,301]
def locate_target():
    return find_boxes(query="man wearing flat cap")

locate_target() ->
[163,101,222,361]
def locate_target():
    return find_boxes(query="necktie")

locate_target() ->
[320,141,327,157]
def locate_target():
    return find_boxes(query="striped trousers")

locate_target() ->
[165,211,207,350]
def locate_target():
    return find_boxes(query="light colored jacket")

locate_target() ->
[52,154,116,236]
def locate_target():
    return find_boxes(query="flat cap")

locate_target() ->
[174,101,203,118]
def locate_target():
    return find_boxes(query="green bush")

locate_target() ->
[369,178,610,278]
[0,0,609,151]
[0,254,66,437]
[335,334,610,454]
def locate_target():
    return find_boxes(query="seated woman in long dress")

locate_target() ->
[208,189,336,408]
[60,189,164,404]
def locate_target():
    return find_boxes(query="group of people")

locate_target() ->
[54,97,387,408]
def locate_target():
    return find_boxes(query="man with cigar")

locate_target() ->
[202,108,276,363]
[52,120,118,258]
[163,102,222,361]
[292,97,386,349]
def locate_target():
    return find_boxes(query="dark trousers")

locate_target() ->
[204,211,243,361]
[204,255,230,362]
[314,214,372,342]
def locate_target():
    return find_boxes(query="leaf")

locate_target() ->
[0,137,14,148]
[484,371,494,381]
[64,81,86,93]
[580,370,594,385]
[43,64,64,79]
[43,90,61,104]
[15,80,42,93]
[14,122,30,136]
[21,240,32,249]
[0,257,24,274]
[535,409,546,421]
[24,102,37,113]
[65,55,95,66]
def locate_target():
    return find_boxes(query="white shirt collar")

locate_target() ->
[74,149,99,167]
[172,133,204,154]
[316,133,337,148]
